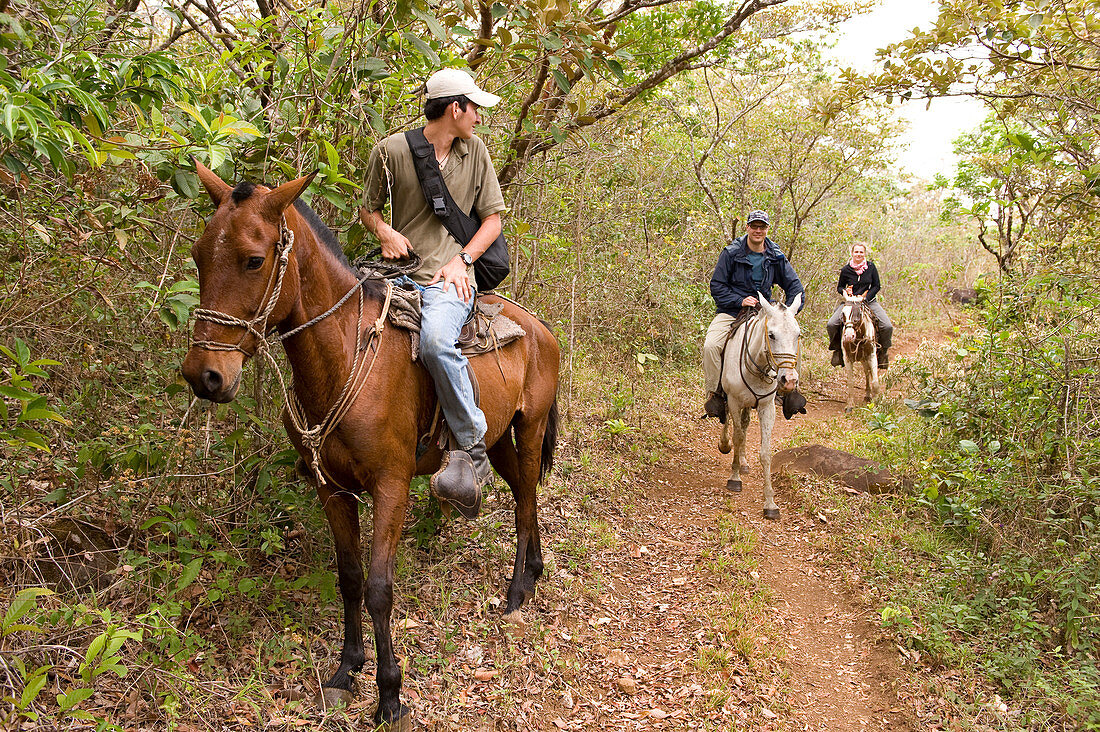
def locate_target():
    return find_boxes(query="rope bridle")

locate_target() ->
[842,301,872,347]
[191,219,297,360]
[738,312,801,408]
[189,217,403,488]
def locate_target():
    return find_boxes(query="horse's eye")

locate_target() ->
[768,333,776,340]
[246,256,265,270]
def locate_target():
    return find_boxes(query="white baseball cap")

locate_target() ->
[425,68,501,107]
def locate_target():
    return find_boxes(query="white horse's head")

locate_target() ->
[757,292,802,393]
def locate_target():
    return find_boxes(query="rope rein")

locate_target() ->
[189,217,400,487]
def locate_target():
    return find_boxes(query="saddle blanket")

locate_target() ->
[382,282,526,360]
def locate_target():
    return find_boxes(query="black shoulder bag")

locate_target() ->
[404,128,510,291]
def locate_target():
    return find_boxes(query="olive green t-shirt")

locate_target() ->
[362,132,507,285]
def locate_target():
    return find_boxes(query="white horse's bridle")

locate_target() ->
[739,312,800,406]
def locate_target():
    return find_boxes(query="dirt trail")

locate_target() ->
[545,339,931,731]
[674,395,912,731]
[388,335,942,730]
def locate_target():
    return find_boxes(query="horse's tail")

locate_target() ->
[540,394,559,483]
[535,317,560,483]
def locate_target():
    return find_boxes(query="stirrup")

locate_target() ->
[430,451,483,520]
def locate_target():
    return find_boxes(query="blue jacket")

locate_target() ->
[710,235,805,316]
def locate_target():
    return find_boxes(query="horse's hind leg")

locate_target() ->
[489,421,545,623]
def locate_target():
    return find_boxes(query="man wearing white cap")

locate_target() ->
[360,68,505,518]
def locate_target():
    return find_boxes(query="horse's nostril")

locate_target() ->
[202,369,223,393]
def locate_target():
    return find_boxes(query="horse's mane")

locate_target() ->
[230,181,386,300]
[291,199,349,268]
[292,200,388,301]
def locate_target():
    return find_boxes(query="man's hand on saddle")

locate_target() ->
[430,255,474,302]
[741,295,759,308]
[379,227,413,260]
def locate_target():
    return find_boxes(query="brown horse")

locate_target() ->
[840,293,880,411]
[180,163,560,727]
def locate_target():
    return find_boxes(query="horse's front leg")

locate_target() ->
[725,403,748,492]
[315,484,366,706]
[759,398,780,520]
[844,353,857,412]
[867,349,880,402]
[366,477,412,727]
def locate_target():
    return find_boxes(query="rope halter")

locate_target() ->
[743,313,800,379]
[187,219,407,489]
[190,218,296,359]
[842,301,869,343]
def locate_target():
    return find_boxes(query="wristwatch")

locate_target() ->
[458,251,473,266]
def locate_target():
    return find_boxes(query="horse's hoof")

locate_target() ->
[763,508,780,521]
[718,442,732,455]
[844,406,854,413]
[317,686,353,710]
[375,704,414,732]
[725,479,742,492]
[502,609,526,627]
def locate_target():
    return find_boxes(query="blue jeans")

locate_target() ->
[396,277,487,450]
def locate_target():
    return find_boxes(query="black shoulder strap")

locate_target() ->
[405,128,478,246]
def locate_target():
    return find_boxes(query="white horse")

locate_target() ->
[840,294,879,411]
[717,293,802,520]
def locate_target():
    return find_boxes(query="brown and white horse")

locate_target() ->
[717,293,802,520]
[840,293,880,411]
[180,163,560,727]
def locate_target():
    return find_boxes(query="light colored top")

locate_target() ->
[362,132,507,284]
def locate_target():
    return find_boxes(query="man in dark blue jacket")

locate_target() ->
[702,210,806,421]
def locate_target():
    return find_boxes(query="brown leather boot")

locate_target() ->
[430,442,490,520]
[877,350,889,370]
[704,391,727,423]
[831,350,843,367]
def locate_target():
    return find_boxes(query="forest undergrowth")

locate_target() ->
[786,281,1100,731]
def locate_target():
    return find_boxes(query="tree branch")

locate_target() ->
[498,0,789,187]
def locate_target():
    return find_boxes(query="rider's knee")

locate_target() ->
[419,326,455,363]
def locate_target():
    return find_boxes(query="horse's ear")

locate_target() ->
[194,158,231,206]
[789,292,803,313]
[756,291,774,314]
[264,170,319,219]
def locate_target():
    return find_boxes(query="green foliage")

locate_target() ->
[870,269,1100,726]
[0,338,67,455]
[1,589,139,726]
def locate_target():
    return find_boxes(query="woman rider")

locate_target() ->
[826,241,893,370]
